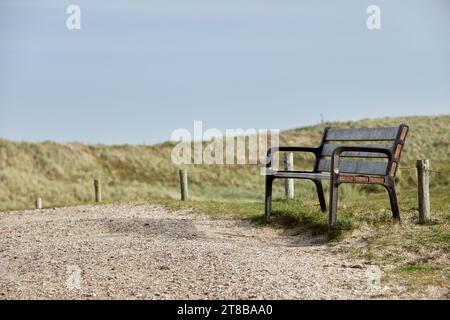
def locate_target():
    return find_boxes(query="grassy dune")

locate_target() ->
[0,114,449,210]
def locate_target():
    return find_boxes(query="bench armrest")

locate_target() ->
[266,146,320,168]
[330,146,393,176]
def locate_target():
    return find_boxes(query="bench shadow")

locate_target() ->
[104,214,338,248]
[104,218,205,239]
[244,210,344,246]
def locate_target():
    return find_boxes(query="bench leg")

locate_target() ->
[313,180,327,212]
[385,181,400,220]
[264,176,274,223]
[329,180,339,226]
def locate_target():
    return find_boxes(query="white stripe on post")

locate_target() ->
[284,152,294,199]
[35,197,42,209]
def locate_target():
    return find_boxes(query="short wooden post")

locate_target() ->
[416,160,430,224]
[35,197,42,209]
[284,152,294,199]
[179,169,188,201]
[94,179,102,203]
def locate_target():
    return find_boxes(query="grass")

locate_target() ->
[1,114,449,211]
[385,262,449,298]
[1,114,449,297]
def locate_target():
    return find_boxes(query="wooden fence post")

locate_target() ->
[94,179,102,203]
[284,152,294,199]
[35,197,42,209]
[416,160,430,224]
[179,169,188,201]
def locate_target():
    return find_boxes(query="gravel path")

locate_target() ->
[0,204,394,299]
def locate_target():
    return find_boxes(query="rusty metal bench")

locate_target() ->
[264,124,409,226]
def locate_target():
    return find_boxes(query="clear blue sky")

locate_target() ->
[1,0,449,144]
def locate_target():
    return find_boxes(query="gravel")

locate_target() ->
[0,204,407,299]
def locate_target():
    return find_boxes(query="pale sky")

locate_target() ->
[1,0,449,144]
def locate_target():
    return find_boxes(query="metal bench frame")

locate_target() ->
[264,124,409,226]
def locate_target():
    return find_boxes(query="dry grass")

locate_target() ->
[1,114,449,211]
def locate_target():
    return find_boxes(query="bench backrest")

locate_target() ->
[316,124,409,176]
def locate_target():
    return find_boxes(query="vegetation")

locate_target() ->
[1,115,449,210]
[1,114,449,295]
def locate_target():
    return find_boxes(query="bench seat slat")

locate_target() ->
[318,159,388,175]
[325,127,399,141]
[271,171,331,180]
[321,144,394,158]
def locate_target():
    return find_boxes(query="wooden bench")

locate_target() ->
[264,124,409,226]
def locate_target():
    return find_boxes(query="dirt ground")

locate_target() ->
[0,203,441,299]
